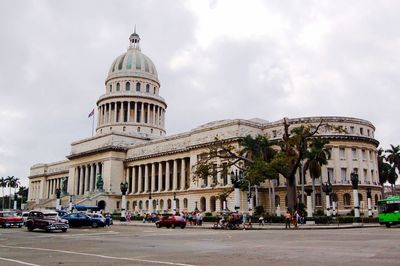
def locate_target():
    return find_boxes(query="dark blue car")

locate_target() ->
[62,213,106,228]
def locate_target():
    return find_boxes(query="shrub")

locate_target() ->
[314,209,325,216]
[203,216,218,223]
[255,206,265,215]
[204,212,213,217]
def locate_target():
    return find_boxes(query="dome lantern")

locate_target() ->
[129,26,141,50]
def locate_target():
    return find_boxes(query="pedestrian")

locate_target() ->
[284,210,291,229]
[258,215,264,226]
[126,211,131,223]
[105,212,111,227]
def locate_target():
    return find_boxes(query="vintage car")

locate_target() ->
[0,211,24,228]
[155,215,186,229]
[25,210,69,232]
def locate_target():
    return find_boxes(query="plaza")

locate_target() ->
[0,225,399,265]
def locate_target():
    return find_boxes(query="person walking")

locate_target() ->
[284,210,291,229]
[105,212,111,227]
[258,215,265,226]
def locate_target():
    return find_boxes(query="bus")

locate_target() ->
[377,196,400,227]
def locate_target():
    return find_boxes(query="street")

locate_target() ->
[0,225,399,265]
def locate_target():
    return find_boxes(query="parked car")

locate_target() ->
[56,210,69,217]
[155,215,186,229]
[62,212,106,228]
[21,211,30,224]
[25,210,69,232]
[0,211,24,228]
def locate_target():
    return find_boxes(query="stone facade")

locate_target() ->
[27,32,382,214]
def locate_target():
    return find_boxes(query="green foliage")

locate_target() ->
[204,212,213,217]
[255,206,265,215]
[203,216,218,223]
[314,209,325,216]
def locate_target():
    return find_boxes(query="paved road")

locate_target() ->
[0,225,399,266]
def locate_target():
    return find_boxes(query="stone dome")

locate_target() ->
[106,31,159,84]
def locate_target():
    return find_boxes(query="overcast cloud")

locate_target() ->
[0,0,399,188]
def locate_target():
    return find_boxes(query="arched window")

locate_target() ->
[331,193,338,202]
[160,199,164,210]
[109,85,112,92]
[176,199,180,210]
[275,195,280,207]
[374,194,378,205]
[116,83,120,91]
[200,197,206,212]
[167,199,172,209]
[146,84,150,92]
[136,82,141,92]
[183,198,188,209]
[126,201,130,210]
[139,200,143,210]
[154,87,156,94]
[133,201,137,211]
[358,193,363,206]
[343,193,351,206]
[145,200,149,210]
[210,196,216,212]
[126,82,130,91]
[152,200,156,210]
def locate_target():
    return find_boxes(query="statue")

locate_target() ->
[351,172,359,189]
[55,188,61,199]
[96,173,104,191]
[61,177,68,193]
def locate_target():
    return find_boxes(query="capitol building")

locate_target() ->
[28,31,382,215]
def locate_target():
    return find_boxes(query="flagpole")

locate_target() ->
[92,113,95,136]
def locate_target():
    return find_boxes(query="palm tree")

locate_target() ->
[386,145,400,195]
[5,176,14,209]
[303,138,330,214]
[387,166,398,195]
[0,177,6,210]
[377,148,390,197]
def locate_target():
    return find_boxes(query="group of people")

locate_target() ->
[284,209,305,229]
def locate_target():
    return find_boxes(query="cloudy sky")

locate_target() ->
[0,0,399,188]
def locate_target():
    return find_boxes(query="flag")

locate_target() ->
[88,108,95,118]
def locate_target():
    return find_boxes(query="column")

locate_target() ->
[75,167,79,195]
[80,166,84,195]
[181,158,186,190]
[97,106,101,126]
[173,159,178,190]
[141,102,145,123]
[151,163,156,192]
[165,161,170,191]
[152,105,156,125]
[353,189,360,218]
[133,102,137,123]
[120,101,124,122]
[158,162,163,192]
[126,167,131,193]
[138,165,142,193]
[154,106,158,126]
[127,101,131,122]
[90,164,95,192]
[144,164,149,192]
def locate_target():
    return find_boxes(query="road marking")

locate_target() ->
[0,245,197,266]
[61,232,119,238]
[0,257,40,266]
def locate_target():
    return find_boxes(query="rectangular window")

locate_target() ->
[352,148,357,160]
[327,168,334,182]
[340,148,346,159]
[272,130,277,138]
[360,127,364,135]
[371,170,374,181]
[367,129,370,136]
[363,169,368,183]
[350,126,354,133]
[362,150,366,160]
[341,168,347,182]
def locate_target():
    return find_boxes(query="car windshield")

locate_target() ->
[2,212,18,217]
[44,213,58,218]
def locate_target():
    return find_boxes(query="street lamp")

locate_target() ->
[230,169,244,210]
[69,195,74,212]
[195,201,199,212]
[120,181,128,222]
[55,188,61,211]
[367,187,373,217]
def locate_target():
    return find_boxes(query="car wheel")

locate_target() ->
[171,224,176,229]
[62,228,67,232]
[386,224,391,228]
[156,223,160,228]
[180,225,185,229]
[27,226,33,232]
[92,222,98,228]
[18,225,22,228]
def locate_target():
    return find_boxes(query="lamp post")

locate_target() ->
[156,199,159,213]
[246,180,252,211]
[195,201,198,212]
[230,169,244,211]
[351,172,360,221]
[55,188,61,211]
[148,190,153,213]
[173,192,177,215]
[120,181,128,222]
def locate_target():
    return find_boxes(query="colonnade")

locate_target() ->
[97,101,165,127]
[126,158,190,195]
[29,180,42,201]
[75,162,103,195]
[46,176,68,199]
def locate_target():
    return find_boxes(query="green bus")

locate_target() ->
[378,196,400,227]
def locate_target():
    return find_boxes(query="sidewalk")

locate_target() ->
[113,220,381,230]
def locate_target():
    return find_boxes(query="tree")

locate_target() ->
[303,138,330,213]
[18,186,28,204]
[5,176,14,209]
[385,145,400,195]
[377,148,390,197]
[0,177,6,210]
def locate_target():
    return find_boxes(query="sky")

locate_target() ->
[0,0,399,189]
